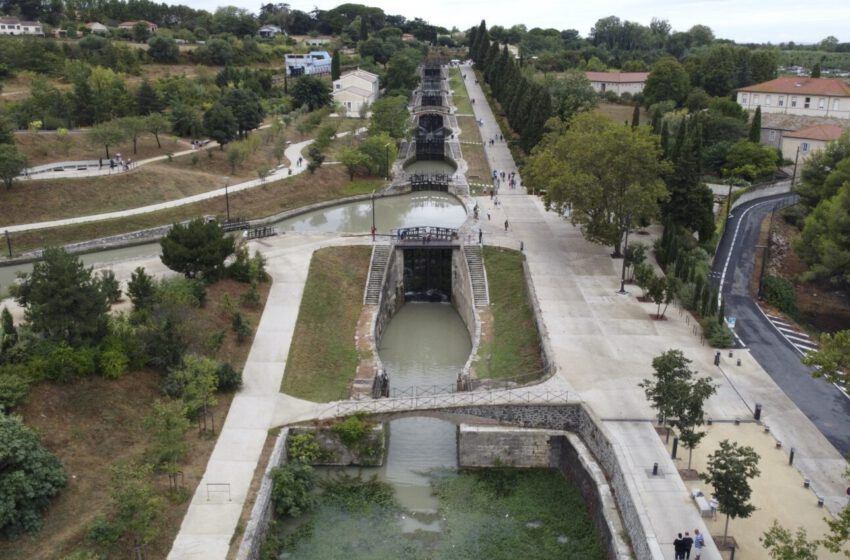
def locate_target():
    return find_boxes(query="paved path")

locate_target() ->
[2,138,315,234]
[462,63,849,557]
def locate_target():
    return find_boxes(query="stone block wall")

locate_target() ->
[373,247,404,351]
[289,425,385,466]
[457,424,557,468]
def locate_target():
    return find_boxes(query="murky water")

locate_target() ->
[0,192,465,291]
[273,191,465,234]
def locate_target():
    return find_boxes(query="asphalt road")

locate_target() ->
[712,192,850,455]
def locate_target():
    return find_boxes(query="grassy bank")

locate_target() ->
[456,115,491,191]
[281,246,371,402]
[477,246,544,380]
[7,166,383,255]
[448,67,473,114]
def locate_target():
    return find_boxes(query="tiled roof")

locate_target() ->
[740,77,850,97]
[341,69,378,83]
[784,124,848,141]
[585,72,649,83]
[333,85,373,98]
[761,113,848,131]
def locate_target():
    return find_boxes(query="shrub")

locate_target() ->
[87,516,120,546]
[331,413,368,448]
[761,275,799,319]
[99,348,129,379]
[701,318,735,348]
[215,362,242,391]
[0,369,31,410]
[45,343,98,382]
[287,432,323,463]
[231,312,252,343]
[270,462,316,517]
[98,270,122,304]
[240,282,261,308]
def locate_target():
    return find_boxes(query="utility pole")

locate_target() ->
[617,213,632,295]
[790,145,801,188]
[4,230,11,258]
[224,177,230,222]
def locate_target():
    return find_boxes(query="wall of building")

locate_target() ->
[737,92,850,119]
[781,136,827,162]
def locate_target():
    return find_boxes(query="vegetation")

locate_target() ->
[803,330,850,385]
[270,461,317,517]
[160,218,235,281]
[701,439,761,547]
[281,247,370,401]
[478,247,544,381]
[761,275,800,319]
[761,521,820,560]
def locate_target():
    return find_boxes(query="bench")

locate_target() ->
[691,489,713,518]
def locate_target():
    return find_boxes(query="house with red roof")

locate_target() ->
[737,77,850,119]
[780,123,848,162]
[585,72,649,96]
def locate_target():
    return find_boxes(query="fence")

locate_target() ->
[328,388,573,417]
[391,226,458,243]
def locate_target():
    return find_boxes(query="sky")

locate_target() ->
[183,0,849,45]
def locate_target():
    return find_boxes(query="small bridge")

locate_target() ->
[391,226,458,245]
[408,173,451,191]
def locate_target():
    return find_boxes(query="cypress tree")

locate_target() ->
[468,27,478,54]
[660,120,669,158]
[651,108,661,134]
[359,17,369,41]
[748,105,762,143]
[717,300,726,325]
[670,116,687,162]
[631,104,640,129]
[331,50,341,81]
[522,87,552,151]
[484,41,500,79]
[507,79,528,127]
[811,62,821,78]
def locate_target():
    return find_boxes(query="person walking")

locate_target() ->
[478,229,483,244]
[504,219,509,232]
[693,529,704,560]
[682,532,693,559]
[673,533,684,560]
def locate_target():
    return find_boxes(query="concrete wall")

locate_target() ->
[458,424,558,468]
[730,180,793,211]
[373,247,405,352]
[452,248,476,341]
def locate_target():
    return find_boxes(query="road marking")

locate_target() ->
[718,199,779,303]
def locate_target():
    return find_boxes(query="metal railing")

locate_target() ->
[391,226,458,243]
[327,388,573,417]
[391,384,459,398]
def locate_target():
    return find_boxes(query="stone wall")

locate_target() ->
[235,428,289,560]
[457,424,557,468]
[523,260,555,378]
[373,247,404,354]
[289,424,385,466]
[451,248,476,342]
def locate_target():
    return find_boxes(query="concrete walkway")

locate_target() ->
[461,63,848,558]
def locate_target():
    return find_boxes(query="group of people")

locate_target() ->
[673,529,705,559]
[486,134,504,146]
[99,154,132,172]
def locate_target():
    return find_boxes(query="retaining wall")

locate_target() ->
[730,180,792,211]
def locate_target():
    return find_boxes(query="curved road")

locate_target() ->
[712,192,850,455]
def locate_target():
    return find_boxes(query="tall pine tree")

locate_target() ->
[331,50,341,81]
[748,105,762,143]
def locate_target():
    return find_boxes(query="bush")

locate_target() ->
[702,318,735,348]
[215,362,242,391]
[270,462,316,517]
[45,343,98,382]
[231,312,252,343]
[331,413,368,448]
[87,516,120,546]
[0,368,31,410]
[781,204,808,229]
[761,275,799,319]
[287,432,323,463]
[98,270,122,304]
[240,282,261,308]
[99,348,129,379]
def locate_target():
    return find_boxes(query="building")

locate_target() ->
[258,25,283,38]
[737,77,850,120]
[781,124,848,163]
[85,22,109,34]
[585,72,649,96]
[758,113,847,150]
[284,51,331,76]
[332,68,379,117]
[303,36,332,47]
[117,20,158,34]
[0,18,43,35]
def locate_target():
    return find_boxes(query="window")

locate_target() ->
[741,94,748,104]
[335,83,340,89]
[804,97,811,109]
[791,97,797,108]
[801,142,810,153]
[818,98,825,109]
[765,95,772,106]
[834,99,841,110]
[778,97,785,107]
[753,94,759,104]
[769,131,777,141]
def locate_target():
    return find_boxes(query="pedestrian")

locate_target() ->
[478,229,482,244]
[683,532,693,559]
[709,497,718,519]
[693,529,704,560]
[504,219,509,231]
[487,212,490,221]
[490,188,494,200]
[673,533,684,560]
[99,157,102,168]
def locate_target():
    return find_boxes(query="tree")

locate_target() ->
[369,95,409,139]
[549,70,596,122]
[132,21,150,42]
[821,463,850,558]
[0,413,66,538]
[1,307,17,354]
[221,88,265,138]
[384,49,422,95]
[802,330,850,384]
[811,62,822,78]
[331,49,341,80]
[306,144,324,174]
[639,349,695,427]
[339,147,370,180]
[761,521,820,560]
[670,373,717,469]
[526,112,670,257]
[87,121,127,159]
[165,354,219,432]
[796,135,850,209]
[147,35,178,63]
[644,57,690,107]
[631,105,640,129]
[203,103,238,150]
[105,463,163,558]
[135,79,163,115]
[127,267,155,312]
[0,144,28,190]
[270,462,316,516]
[160,218,235,280]
[749,106,762,143]
[723,139,778,180]
[170,103,202,139]
[701,439,761,547]
[11,248,110,345]
[144,399,190,490]
[118,116,147,155]
[291,75,331,111]
[144,113,170,149]
[227,143,246,174]
[358,133,397,177]
[98,269,122,303]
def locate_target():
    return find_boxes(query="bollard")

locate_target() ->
[818,497,825,507]
[764,425,770,433]
[729,351,734,358]
[714,351,721,366]
[789,448,795,466]
[776,440,782,449]
[652,462,659,476]
[734,418,740,425]
[754,403,762,421]
[707,417,713,426]
[737,358,741,366]
[804,479,810,488]
[672,437,679,460]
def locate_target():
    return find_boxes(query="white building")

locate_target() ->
[85,22,109,34]
[585,72,649,96]
[737,77,850,120]
[258,25,283,38]
[284,51,331,76]
[332,69,379,117]
[781,123,848,163]
[0,18,43,35]
[117,20,158,34]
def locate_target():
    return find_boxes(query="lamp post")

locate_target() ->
[224,176,230,222]
[385,143,391,181]
[617,213,632,295]
[371,189,376,241]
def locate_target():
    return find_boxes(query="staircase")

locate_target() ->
[463,245,489,306]
[364,245,390,305]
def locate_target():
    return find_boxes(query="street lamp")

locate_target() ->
[224,176,230,222]
[371,189,376,241]
[617,213,632,295]
[385,143,391,181]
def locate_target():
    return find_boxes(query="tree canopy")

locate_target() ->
[291,75,331,111]
[525,112,670,256]
[160,218,235,281]
[701,439,761,546]
[644,56,690,107]
[369,95,410,139]
[0,144,28,190]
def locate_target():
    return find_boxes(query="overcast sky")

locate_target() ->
[184,0,848,45]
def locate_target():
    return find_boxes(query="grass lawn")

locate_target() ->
[16,130,191,167]
[476,246,544,380]
[449,67,473,114]
[281,246,371,402]
[0,279,269,560]
[456,115,491,193]
[595,102,650,126]
[7,164,383,255]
